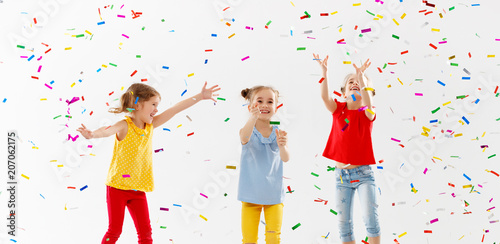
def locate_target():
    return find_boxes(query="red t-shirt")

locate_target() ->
[322,99,376,165]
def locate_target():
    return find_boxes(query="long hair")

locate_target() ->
[109,83,161,114]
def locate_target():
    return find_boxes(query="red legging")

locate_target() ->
[101,186,153,244]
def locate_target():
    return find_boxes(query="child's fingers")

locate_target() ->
[275,128,280,137]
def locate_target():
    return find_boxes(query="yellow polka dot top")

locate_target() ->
[105,116,154,192]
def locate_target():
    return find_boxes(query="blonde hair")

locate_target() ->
[340,73,376,96]
[109,83,161,114]
[241,85,280,103]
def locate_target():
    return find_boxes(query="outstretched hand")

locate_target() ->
[201,81,221,102]
[313,53,329,75]
[77,124,93,139]
[353,59,371,75]
[276,129,288,147]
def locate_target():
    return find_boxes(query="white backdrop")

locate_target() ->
[1,0,499,243]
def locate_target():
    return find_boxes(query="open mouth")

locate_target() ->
[350,86,359,91]
[260,110,270,114]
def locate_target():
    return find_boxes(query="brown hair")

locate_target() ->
[340,73,376,96]
[109,83,161,114]
[241,85,279,103]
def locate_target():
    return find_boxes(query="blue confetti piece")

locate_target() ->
[27,55,35,61]
[50,80,54,84]
[437,80,446,86]
[204,59,208,64]
[163,128,170,131]
[181,89,187,96]
[173,204,182,207]
[82,109,86,114]
[377,166,383,169]
[471,3,480,6]
[79,79,82,83]
[97,21,105,25]
[474,99,480,104]
[135,97,139,104]
[463,173,471,181]
[162,66,169,69]
[462,77,471,80]
[2,98,6,103]
[10,239,17,243]
[351,94,356,101]
[80,185,88,191]
[211,34,217,37]
[462,116,470,124]
[40,194,45,199]
[184,79,187,86]
[410,183,414,188]
[430,119,438,123]
[97,68,101,72]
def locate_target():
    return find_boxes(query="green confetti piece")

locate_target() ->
[292,223,301,230]
[217,97,226,101]
[304,11,310,17]
[126,108,135,112]
[113,98,119,101]
[314,185,321,190]
[345,118,350,123]
[346,52,350,56]
[327,166,336,171]
[365,236,369,242]
[383,63,387,69]
[359,34,363,37]
[224,118,230,122]
[450,63,459,66]
[392,34,400,39]
[110,4,113,9]
[65,115,72,118]
[431,107,441,114]
[496,118,500,121]
[266,20,272,26]
[90,34,94,41]
[366,10,375,16]
[224,193,227,196]
[450,156,460,158]
[161,19,165,22]
[136,55,141,58]
[449,6,455,11]
[415,79,423,81]
[270,121,280,125]
[456,95,466,99]
[142,26,145,30]
[297,47,306,51]
[53,115,62,119]
[488,154,496,159]
[160,226,166,229]
[109,63,117,67]
[330,209,338,215]
[75,34,84,38]
[311,172,319,177]
[17,45,25,49]
[496,93,499,97]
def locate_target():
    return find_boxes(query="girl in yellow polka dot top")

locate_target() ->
[77,82,220,244]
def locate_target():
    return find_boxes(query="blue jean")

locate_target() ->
[335,165,380,242]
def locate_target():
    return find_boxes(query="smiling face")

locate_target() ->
[249,88,277,120]
[343,74,361,98]
[135,95,160,124]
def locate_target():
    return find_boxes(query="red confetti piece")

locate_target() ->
[31,76,39,79]
[223,7,230,11]
[491,170,499,177]
[34,18,37,24]
[424,230,432,233]
[401,50,409,55]
[333,90,342,97]
[90,111,93,116]
[67,186,76,189]
[429,43,437,49]
[45,48,51,54]
[425,11,433,15]
[276,103,283,110]
[141,78,148,82]
[320,13,329,16]
[130,70,137,76]
[187,132,194,137]
[205,49,213,52]
[319,77,325,83]
[81,96,85,101]
[350,180,360,183]
[109,91,114,96]
[377,67,382,73]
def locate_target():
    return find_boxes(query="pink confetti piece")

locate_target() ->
[88,145,93,148]
[37,56,43,61]
[241,56,249,61]
[391,138,401,142]
[154,148,164,153]
[122,34,129,38]
[423,168,428,174]
[160,207,169,211]
[120,4,124,9]
[439,41,447,44]
[37,65,42,72]
[496,39,500,41]
[307,37,316,39]
[430,218,438,224]
[200,193,208,198]
[490,198,493,203]
[487,207,495,211]
[245,26,254,30]
[122,174,131,178]
[20,56,28,58]
[415,93,423,96]
[117,14,126,18]
[45,83,52,89]
[68,134,79,141]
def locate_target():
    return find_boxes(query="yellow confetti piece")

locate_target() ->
[40,98,47,101]
[482,132,486,137]
[102,64,107,68]
[21,174,30,179]
[65,204,67,210]
[199,214,208,221]
[398,232,407,238]
[376,14,384,19]
[340,175,343,184]
[443,101,451,106]
[459,120,464,125]
[463,184,472,188]
[121,86,125,91]
[226,165,237,169]
[89,153,96,156]
[400,13,406,19]
[85,30,92,35]
[70,82,76,88]
[32,146,39,149]
[339,27,342,33]
[387,84,392,88]
[188,73,194,77]
[290,1,295,7]
[432,156,442,161]
[431,28,440,32]
[343,61,351,64]
[228,33,235,39]
[487,55,495,58]
[439,13,443,18]
[454,133,463,137]
[421,132,429,137]
[393,18,399,26]
[65,47,72,50]
[57,165,64,167]
[459,235,464,240]
[366,108,375,115]
[422,126,430,132]
[353,3,361,6]
[50,160,57,162]
[177,124,182,128]
[397,78,403,85]
[331,11,338,15]
[71,35,76,37]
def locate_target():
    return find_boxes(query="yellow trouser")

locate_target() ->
[241,202,284,244]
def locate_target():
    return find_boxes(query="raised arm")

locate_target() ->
[313,53,337,113]
[239,104,260,145]
[152,82,220,129]
[77,120,127,139]
[353,59,375,121]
